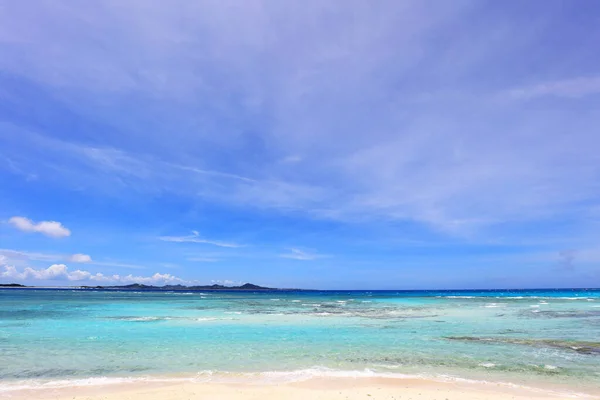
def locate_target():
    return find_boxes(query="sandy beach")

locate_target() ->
[4,377,598,400]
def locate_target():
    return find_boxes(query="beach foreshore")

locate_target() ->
[3,377,599,400]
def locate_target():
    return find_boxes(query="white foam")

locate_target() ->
[194,317,236,322]
[0,376,196,393]
[479,363,496,368]
[483,303,502,308]
[122,316,167,322]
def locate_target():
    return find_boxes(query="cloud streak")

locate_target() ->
[509,76,600,99]
[159,231,242,248]
[211,279,241,286]
[280,248,323,261]
[0,249,146,270]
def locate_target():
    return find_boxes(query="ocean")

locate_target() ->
[0,288,599,395]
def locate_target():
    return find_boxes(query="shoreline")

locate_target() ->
[1,372,598,400]
[2,375,598,400]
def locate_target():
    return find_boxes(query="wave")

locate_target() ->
[436,295,598,300]
[107,316,240,323]
[0,367,593,398]
[109,316,171,322]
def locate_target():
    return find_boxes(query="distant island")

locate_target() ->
[78,283,283,291]
[0,282,294,290]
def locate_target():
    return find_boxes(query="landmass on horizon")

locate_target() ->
[0,282,291,291]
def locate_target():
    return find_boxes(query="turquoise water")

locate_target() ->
[0,288,599,394]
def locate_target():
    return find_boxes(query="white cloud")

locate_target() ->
[69,253,92,263]
[280,248,322,261]
[159,231,242,248]
[509,76,600,99]
[0,263,69,281]
[0,263,186,285]
[211,279,240,286]
[8,216,71,238]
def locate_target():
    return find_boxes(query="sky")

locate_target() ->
[0,0,599,289]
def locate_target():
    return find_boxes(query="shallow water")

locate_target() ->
[0,288,599,393]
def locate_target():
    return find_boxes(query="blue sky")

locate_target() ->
[1,0,599,289]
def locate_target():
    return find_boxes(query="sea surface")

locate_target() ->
[0,288,599,395]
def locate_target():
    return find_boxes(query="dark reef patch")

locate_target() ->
[445,336,600,355]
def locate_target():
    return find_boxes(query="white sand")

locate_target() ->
[4,377,597,400]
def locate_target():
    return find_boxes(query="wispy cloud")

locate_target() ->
[280,248,323,261]
[0,249,145,270]
[509,76,600,99]
[170,163,256,183]
[187,257,219,263]
[88,261,147,270]
[0,0,599,265]
[159,231,242,248]
[8,216,71,238]
[1,249,90,264]
[556,249,576,271]
[211,279,241,286]
[0,249,63,263]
